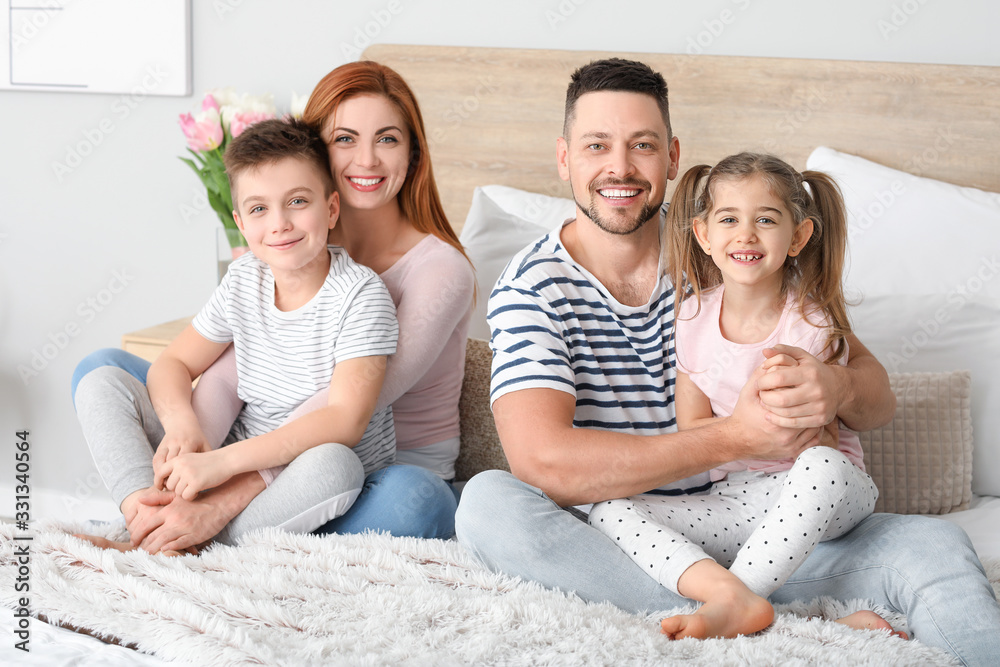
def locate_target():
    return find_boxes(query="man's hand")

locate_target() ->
[155,449,233,501]
[729,364,822,460]
[819,420,840,448]
[152,424,212,478]
[756,344,840,429]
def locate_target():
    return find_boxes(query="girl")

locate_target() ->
[589,152,878,640]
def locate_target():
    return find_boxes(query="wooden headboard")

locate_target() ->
[363,44,1000,233]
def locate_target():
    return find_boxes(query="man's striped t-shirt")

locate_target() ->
[193,246,398,474]
[488,216,711,494]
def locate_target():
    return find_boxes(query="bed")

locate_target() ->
[2,45,998,666]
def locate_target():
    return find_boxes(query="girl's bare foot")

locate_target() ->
[835,610,909,639]
[661,587,774,640]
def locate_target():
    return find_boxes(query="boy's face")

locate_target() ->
[232,157,339,276]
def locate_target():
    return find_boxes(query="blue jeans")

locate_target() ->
[456,470,1000,667]
[315,464,456,538]
[72,348,457,540]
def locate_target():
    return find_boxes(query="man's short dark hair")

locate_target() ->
[224,117,335,204]
[563,58,671,138]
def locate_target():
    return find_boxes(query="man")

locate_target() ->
[455,58,1000,665]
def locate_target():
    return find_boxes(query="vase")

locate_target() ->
[216,227,249,283]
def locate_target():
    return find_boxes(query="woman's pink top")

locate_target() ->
[378,235,475,450]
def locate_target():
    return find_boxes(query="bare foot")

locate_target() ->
[835,610,909,640]
[72,533,197,557]
[73,533,135,553]
[661,589,774,640]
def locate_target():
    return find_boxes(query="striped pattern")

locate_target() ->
[488,220,678,436]
[193,246,398,473]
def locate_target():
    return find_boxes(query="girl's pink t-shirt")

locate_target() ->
[674,286,864,481]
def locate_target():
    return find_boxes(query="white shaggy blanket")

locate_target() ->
[2,521,995,666]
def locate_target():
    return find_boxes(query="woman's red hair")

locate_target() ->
[303,60,469,263]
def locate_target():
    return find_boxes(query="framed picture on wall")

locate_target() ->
[1,0,191,96]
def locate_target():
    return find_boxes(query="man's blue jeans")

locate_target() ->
[457,469,1000,667]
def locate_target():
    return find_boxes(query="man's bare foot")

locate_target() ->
[835,610,909,640]
[661,588,774,640]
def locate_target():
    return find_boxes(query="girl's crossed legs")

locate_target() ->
[589,446,878,638]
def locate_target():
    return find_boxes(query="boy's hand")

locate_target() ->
[153,425,212,477]
[155,449,233,501]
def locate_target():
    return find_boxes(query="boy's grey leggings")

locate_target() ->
[74,367,364,545]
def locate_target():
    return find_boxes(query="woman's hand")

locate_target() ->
[155,449,233,501]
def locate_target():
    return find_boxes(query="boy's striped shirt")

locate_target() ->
[194,246,398,474]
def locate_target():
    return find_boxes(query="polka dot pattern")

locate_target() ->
[587,447,877,598]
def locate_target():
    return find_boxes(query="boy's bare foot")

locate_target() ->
[835,610,909,639]
[661,587,774,640]
[73,533,135,553]
[72,533,198,557]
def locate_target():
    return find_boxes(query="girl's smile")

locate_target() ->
[694,175,812,297]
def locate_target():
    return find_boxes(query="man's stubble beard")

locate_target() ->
[572,179,662,236]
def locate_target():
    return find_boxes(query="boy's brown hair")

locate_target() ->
[224,117,335,204]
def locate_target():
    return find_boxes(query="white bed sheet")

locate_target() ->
[0,615,186,666]
[939,494,1000,561]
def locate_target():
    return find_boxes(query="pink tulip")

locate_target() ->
[229,111,275,138]
[201,93,220,113]
[179,108,224,151]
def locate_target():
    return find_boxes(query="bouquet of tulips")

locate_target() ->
[179,89,307,253]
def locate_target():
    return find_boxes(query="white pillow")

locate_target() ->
[807,147,1000,495]
[459,185,575,339]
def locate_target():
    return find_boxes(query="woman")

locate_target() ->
[72,61,475,543]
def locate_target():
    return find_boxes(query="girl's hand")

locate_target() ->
[730,364,821,460]
[756,345,839,428]
[153,424,212,477]
[154,449,233,501]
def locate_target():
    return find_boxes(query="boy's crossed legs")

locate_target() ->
[74,366,365,553]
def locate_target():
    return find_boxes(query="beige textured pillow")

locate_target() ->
[860,370,973,515]
[455,338,509,482]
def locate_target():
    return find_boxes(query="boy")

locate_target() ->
[75,118,398,551]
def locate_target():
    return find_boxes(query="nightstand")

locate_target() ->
[120,316,192,363]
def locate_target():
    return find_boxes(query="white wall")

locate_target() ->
[2,0,997,522]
